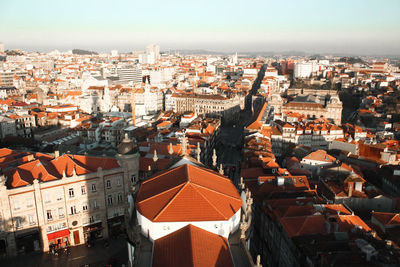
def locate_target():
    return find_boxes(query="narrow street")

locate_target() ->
[217,64,267,186]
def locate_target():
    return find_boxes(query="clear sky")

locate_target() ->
[1,0,399,54]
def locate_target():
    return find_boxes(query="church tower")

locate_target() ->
[116,134,140,189]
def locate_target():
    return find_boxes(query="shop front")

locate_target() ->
[15,230,41,254]
[83,222,103,244]
[47,229,70,251]
[108,215,125,237]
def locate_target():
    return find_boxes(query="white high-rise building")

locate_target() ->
[294,62,316,78]
[0,43,4,53]
[146,44,160,60]
[111,50,118,57]
[118,65,142,84]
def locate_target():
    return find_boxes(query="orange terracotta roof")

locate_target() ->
[281,214,371,238]
[136,164,242,222]
[246,102,267,130]
[303,150,336,163]
[157,121,171,127]
[153,224,233,267]
[4,150,120,189]
[372,211,400,226]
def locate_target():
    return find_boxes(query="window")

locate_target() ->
[56,189,63,201]
[44,193,51,204]
[69,188,74,198]
[47,210,53,221]
[13,199,20,210]
[70,206,77,215]
[82,203,88,212]
[81,185,86,195]
[107,195,113,206]
[117,193,123,204]
[116,178,121,187]
[28,214,36,225]
[90,199,98,210]
[131,175,136,184]
[91,184,97,192]
[89,216,95,224]
[15,217,22,229]
[26,197,33,208]
[106,180,111,189]
[58,208,64,218]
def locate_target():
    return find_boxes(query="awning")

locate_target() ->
[47,229,70,240]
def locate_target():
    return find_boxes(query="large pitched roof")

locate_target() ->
[4,150,121,189]
[152,224,233,267]
[136,164,242,222]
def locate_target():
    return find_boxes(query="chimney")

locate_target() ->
[54,150,60,158]
[348,183,353,197]
[27,154,34,162]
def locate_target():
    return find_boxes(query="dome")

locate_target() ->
[117,134,138,155]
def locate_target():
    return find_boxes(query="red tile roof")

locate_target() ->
[372,212,400,226]
[4,150,120,189]
[153,224,233,267]
[136,164,242,222]
[303,150,336,163]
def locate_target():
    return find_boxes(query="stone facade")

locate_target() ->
[269,91,343,125]
[0,147,139,258]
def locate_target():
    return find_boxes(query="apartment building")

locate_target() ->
[172,93,243,118]
[269,91,343,125]
[0,137,139,258]
[117,65,142,84]
[8,113,36,138]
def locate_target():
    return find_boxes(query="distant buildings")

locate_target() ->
[269,89,343,125]
[139,44,160,64]
[172,93,244,119]
[293,61,315,78]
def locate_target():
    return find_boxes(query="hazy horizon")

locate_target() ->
[1,0,400,56]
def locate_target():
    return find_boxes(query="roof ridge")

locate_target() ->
[13,169,29,187]
[388,213,400,224]
[191,183,228,220]
[137,183,186,204]
[192,183,241,202]
[153,182,189,221]
[67,154,94,172]
[187,224,195,267]
[185,164,190,182]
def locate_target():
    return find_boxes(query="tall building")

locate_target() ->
[0,140,139,258]
[294,62,317,78]
[0,43,4,53]
[146,44,160,60]
[0,70,14,87]
[117,65,142,84]
[139,44,160,64]
[110,50,118,57]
